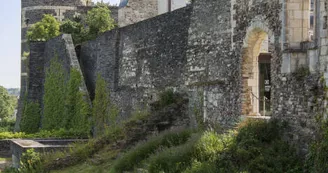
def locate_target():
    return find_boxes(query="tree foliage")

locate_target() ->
[86,5,116,37]
[64,68,90,133]
[0,86,16,120]
[60,17,86,44]
[61,5,116,44]
[92,75,117,136]
[42,57,66,130]
[27,14,60,41]
[20,101,41,134]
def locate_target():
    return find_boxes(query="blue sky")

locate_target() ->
[0,0,120,88]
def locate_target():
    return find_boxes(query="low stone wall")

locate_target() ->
[0,140,11,158]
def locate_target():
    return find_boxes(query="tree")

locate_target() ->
[20,101,41,133]
[92,75,113,136]
[42,57,66,130]
[27,14,60,41]
[0,86,16,120]
[60,17,86,44]
[64,68,90,133]
[86,5,116,39]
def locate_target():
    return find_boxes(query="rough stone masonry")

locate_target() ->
[21,0,328,153]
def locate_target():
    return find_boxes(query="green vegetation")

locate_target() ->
[86,5,116,38]
[0,86,17,120]
[42,57,66,130]
[27,14,60,41]
[64,68,90,133]
[60,17,86,44]
[61,5,116,44]
[0,128,87,139]
[109,129,193,173]
[305,84,328,173]
[19,57,90,136]
[33,119,303,173]
[27,5,116,44]
[92,75,116,136]
[0,119,15,132]
[20,101,41,133]
[19,149,43,173]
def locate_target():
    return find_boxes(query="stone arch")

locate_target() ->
[241,18,275,116]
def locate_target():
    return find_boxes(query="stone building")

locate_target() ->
[118,0,189,27]
[20,0,328,153]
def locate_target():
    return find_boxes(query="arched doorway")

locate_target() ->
[241,28,272,117]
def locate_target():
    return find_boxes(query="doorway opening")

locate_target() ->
[241,29,271,117]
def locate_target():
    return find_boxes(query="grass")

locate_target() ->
[109,129,194,173]
[47,119,305,173]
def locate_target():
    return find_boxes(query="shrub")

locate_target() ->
[0,119,15,132]
[26,14,60,41]
[64,68,90,133]
[20,101,41,133]
[42,57,66,130]
[19,149,43,173]
[92,75,113,136]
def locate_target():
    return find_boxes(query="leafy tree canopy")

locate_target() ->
[0,86,16,120]
[86,5,116,36]
[27,14,60,41]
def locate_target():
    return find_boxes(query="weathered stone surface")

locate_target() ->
[23,0,328,154]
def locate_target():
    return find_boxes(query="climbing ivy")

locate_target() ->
[42,57,66,130]
[64,68,91,133]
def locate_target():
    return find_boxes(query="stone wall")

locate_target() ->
[24,0,328,153]
[81,6,192,118]
[118,0,158,27]
[0,140,11,158]
[273,73,324,154]
[17,0,118,131]
[17,34,90,130]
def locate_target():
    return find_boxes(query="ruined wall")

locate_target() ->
[17,34,89,131]
[17,0,118,131]
[24,0,328,153]
[81,6,192,118]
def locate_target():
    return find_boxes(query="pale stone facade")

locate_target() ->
[118,0,188,27]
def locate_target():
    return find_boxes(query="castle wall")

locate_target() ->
[24,0,327,153]
[81,6,192,119]
[18,34,89,130]
[17,0,118,131]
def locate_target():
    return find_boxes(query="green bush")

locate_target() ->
[92,75,113,136]
[144,120,302,173]
[42,57,66,130]
[64,68,90,133]
[0,119,15,132]
[20,101,41,133]
[27,14,60,41]
[110,129,194,173]
[19,149,43,173]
